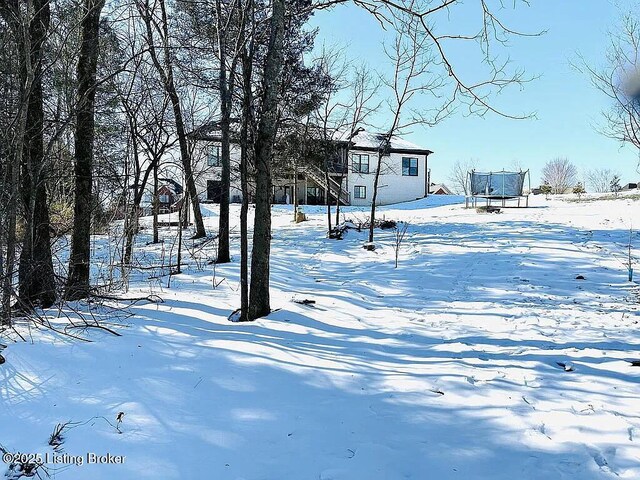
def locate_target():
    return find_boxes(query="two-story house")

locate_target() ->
[340,130,433,206]
[189,126,433,207]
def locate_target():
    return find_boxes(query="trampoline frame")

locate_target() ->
[465,169,531,208]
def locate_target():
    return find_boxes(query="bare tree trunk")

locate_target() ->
[248,0,285,321]
[217,89,231,262]
[2,123,20,324]
[18,0,55,308]
[368,152,383,244]
[0,5,28,322]
[334,172,343,226]
[123,206,139,268]
[67,0,106,300]
[238,45,253,322]
[325,168,331,234]
[153,159,159,243]
[176,193,184,274]
[215,0,231,263]
[123,144,158,265]
[123,130,141,267]
[0,238,4,324]
[293,161,298,221]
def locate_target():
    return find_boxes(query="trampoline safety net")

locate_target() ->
[469,170,527,198]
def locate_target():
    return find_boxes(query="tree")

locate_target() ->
[393,222,409,268]
[367,12,451,246]
[212,0,242,264]
[335,66,380,227]
[0,2,23,322]
[449,159,478,195]
[137,0,207,239]
[66,0,107,300]
[237,22,255,323]
[583,10,640,172]
[247,0,325,320]
[248,0,286,320]
[311,47,349,236]
[586,168,615,193]
[179,0,242,263]
[510,158,525,172]
[541,158,577,194]
[573,182,586,200]
[309,56,381,236]
[610,174,622,195]
[540,183,552,200]
[1,0,57,309]
[114,55,175,268]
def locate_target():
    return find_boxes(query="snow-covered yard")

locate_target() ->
[2,194,639,479]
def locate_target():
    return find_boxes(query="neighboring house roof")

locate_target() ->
[429,183,453,195]
[621,182,638,190]
[160,178,183,195]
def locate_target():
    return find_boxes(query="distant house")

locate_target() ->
[429,183,453,195]
[140,178,183,215]
[188,126,433,207]
[157,179,183,213]
[621,182,638,191]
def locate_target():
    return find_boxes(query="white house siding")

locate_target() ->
[192,137,430,207]
[193,141,244,202]
[348,151,429,206]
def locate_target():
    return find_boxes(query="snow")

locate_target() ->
[1,194,640,479]
[337,129,430,152]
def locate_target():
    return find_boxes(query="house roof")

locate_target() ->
[160,178,183,195]
[429,183,453,194]
[191,123,433,156]
[339,129,433,156]
[187,118,242,141]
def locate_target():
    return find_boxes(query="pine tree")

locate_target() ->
[610,175,621,196]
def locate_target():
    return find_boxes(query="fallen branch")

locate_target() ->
[293,298,316,306]
[66,322,122,337]
[90,293,164,305]
[109,263,181,271]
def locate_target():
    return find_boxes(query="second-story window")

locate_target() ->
[208,145,221,167]
[352,154,370,174]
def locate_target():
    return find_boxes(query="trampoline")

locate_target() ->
[465,170,530,208]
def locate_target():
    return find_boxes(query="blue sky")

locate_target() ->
[309,1,640,187]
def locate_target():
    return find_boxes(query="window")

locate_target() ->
[207,180,222,202]
[402,157,418,176]
[208,145,221,167]
[159,194,170,203]
[352,154,370,174]
[354,185,366,199]
[306,187,325,205]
